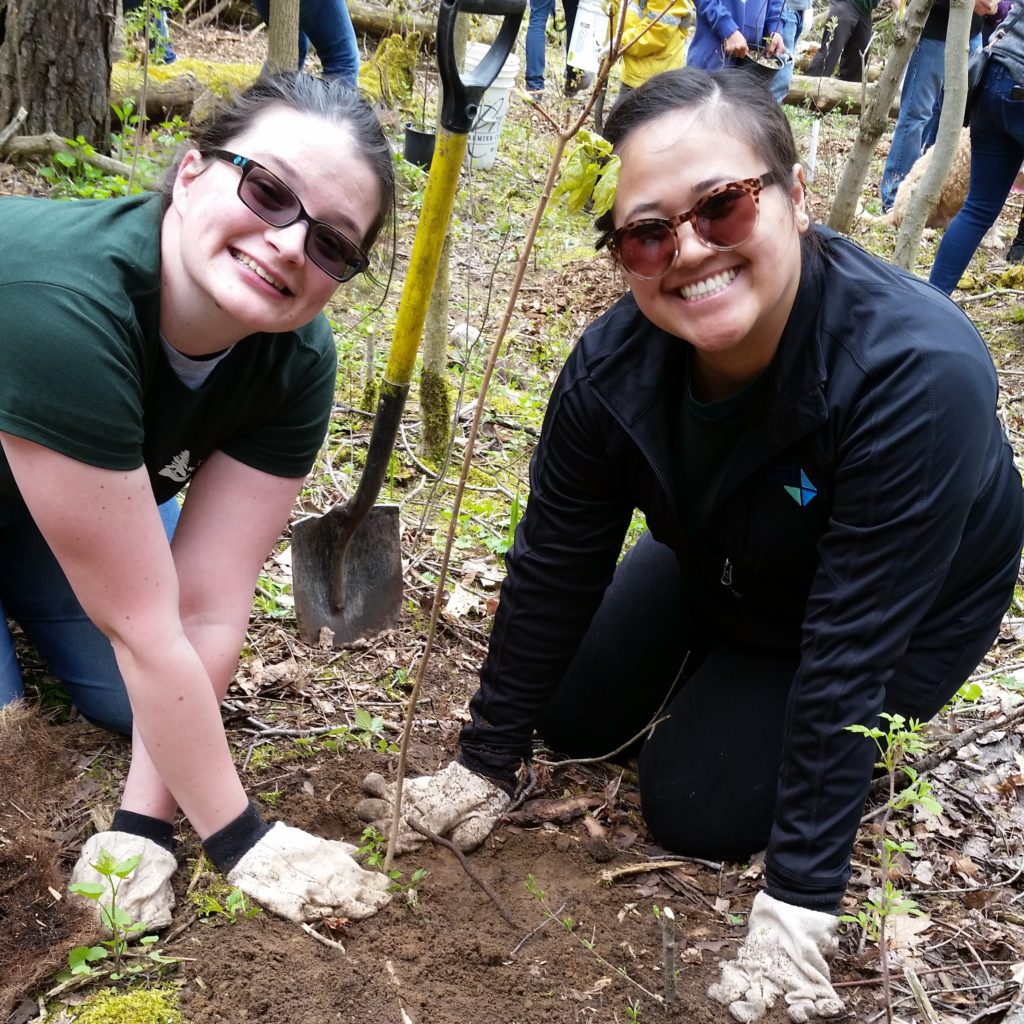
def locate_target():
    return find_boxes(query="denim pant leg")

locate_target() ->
[0,497,181,735]
[770,8,801,104]
[526,0,555,90]
[298,0,360,83]
[880,37,946,210]
[930,64,1024,293]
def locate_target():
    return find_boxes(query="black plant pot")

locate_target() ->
[736,47,784,82]
[403,123,436,169]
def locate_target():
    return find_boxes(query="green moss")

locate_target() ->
[419,367,452,466]
[54,987,182,1024]
[361,377,380,412]
[111,59,261,108]
[357,33,421,107]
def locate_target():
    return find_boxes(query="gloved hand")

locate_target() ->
[225,822,392,922]
[707,891,845,1023]
[69,831,177,933]
[354,761,511,855]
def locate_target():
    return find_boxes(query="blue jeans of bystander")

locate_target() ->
[770,7,804,104]
[929,62,1024,293]
[0,497,180,734]
[525,0,580,92]
[251,0,360,84]
[880,35,981,211]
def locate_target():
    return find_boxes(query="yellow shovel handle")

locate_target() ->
[384,127,469,386]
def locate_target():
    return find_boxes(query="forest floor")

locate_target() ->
[3,10,1024,1024]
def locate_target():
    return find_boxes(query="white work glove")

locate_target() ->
[69,831,177,933]
[225,822,392,922]
[708,891,845,1023]
[355,761,511,854]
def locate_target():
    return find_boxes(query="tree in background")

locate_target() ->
[0,0,117,147]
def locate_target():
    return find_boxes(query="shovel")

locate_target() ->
[292,0,526,646]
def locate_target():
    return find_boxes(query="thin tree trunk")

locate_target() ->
[827,0,934,233]
[267,0,300,73]
[893,0,973,268]
[0,0,116,147]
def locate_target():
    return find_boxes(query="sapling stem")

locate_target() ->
[383,37,626,873]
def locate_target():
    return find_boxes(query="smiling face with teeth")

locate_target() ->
[612,108,808,401]
[160,104,382,356]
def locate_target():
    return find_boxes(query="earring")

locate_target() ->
[796,210,810,230]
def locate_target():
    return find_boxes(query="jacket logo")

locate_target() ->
[770,463,818,506]
[784,468,817,506]
[159,450,194,483]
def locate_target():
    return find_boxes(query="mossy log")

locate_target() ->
[109,58,261,120]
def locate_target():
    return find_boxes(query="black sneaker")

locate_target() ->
[565,68,595,96]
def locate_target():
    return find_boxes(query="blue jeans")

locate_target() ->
[251,0,359,84]
[0,497,180,734]
[525,0,579,91]
[880,34,982,211]
[770,7,805,104]
[930,62,1024,294]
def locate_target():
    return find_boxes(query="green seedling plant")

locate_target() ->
[65,848,178,982]
[842,713,941,1022]
[525,874,664,1005]
[322,708,397,755]
[356,826,428,905]
[192,886,261,925]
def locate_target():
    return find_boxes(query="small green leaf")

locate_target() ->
[68,882,105,900]
[112,853,142,877]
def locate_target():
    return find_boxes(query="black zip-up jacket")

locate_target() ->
[460,229,1023,909]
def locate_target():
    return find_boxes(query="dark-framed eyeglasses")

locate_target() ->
[204,148,369,283]
[599,172,778,280]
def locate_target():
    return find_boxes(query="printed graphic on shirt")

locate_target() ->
[159,449,195,483]
[769,464,818,506]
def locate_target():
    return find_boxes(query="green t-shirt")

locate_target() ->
[0,192,337,504]
[677,366,770,538]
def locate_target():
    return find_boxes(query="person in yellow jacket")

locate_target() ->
[617,0,693,91]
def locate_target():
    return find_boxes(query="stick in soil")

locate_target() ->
[660,906,677,1005]
[406,817,520,931]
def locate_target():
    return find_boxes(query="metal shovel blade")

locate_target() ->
[291,503,403,646]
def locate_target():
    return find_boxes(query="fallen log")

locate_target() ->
[782,73,900,118]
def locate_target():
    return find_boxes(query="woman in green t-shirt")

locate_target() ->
[0,74,396,927]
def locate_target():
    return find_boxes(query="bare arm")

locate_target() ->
[0,434,302,837]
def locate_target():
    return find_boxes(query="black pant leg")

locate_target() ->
[638,646,798,861]
[536,532,697,759]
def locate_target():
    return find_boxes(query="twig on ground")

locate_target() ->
[599,857,724,884]
[1,133,134,176]
[406,817,520,930]
[300,922,346,953]
[905,965,941,1024]
[510,900,566,956]
[956,288,1024,304]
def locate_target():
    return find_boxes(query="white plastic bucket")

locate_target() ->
[567,0,608,74]
[463,41,520,171]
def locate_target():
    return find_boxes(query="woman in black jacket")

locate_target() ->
[359,68,1024,1021]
